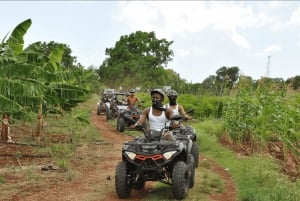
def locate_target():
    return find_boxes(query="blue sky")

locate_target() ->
[1,1,300,83]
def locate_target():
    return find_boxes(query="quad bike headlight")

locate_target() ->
[125,151,136,160]
[163,151,177,160]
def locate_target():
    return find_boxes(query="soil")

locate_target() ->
[0,110,238,201]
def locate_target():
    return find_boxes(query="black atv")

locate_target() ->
[167,110,200,168]
[116,104,143,132]
[115,122,196,200]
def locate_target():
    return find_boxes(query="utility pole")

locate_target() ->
[266,55,271,77]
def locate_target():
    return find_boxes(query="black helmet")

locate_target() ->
[167,89,178,97]
[129,89,136,93]
[150,89,165,101]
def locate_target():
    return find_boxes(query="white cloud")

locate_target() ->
[264,45,281,54]
[297,34,300,47]
[290,7,300,25]
[231,30,250,49]
[253,44,281,58]
[115,1,272,49]
[113,2,300,82]
[177,48,190,57]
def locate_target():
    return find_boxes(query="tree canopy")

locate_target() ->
[97,31,174,90]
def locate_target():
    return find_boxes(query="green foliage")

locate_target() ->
[176,94,224,119]
[223,82,300,152]
[289,75,300,90]
[194,120,300,201]
[216,66,240,96]
[6,19,32,55]
[0,19,93,121]
[237,156,300,201]
[97,31,174,89]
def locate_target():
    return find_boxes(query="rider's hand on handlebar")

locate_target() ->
[183,115,192,121]
[129,124,136,129]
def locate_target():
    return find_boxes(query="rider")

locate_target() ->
[166,89,192,120]
[131,89,175,141]
[127,89,141,108]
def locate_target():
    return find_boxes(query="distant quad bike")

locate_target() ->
[116,103,143,132]
[96,89,115,117]
[115,114,197,200]
[105,93,128,120]
[97,90,128,121]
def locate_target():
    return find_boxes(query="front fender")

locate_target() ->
[105,102,110,109]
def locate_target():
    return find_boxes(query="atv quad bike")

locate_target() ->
[105,92,128,120]
[115,117,196,200]
[96,89,115,117]
[166,109,200,167]
[97,91,128,120]
[116,103,143,132]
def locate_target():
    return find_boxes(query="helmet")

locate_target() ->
[129,89,136,93]
[150,89,165,101]
[167,89,178,97]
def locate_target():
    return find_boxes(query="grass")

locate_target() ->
[7,93,298,201]
[144,164,223,201]
[194,119,300,201]
[88,94,300,201]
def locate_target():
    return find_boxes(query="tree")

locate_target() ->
[286,75,300,90]
[201,75,218,96]
[216,66,239,96]
[0,19,92,141]
[97,31,174,89]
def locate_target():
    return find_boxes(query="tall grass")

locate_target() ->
[222,83,300,153]
[194,119,300,201]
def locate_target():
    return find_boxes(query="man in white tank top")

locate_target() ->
[131,89,175,141]
[166,90,192,120]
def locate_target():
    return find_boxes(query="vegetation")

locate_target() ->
[0,19,97,140]
[195,119,300,201]
[1,18,300,201]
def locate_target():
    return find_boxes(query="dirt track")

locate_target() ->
[0,110,237,201]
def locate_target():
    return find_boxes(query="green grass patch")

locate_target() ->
[194,119,300,201]
[144,162,223,201]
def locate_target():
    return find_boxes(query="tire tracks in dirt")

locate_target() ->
[91,110,238,201]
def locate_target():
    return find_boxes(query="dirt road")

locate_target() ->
[0,110,237,201]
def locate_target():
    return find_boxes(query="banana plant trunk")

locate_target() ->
[1,114,9,142]
[35,104,43,140]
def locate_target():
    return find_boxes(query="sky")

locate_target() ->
[1,1,300,83]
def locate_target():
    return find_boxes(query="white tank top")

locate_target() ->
[148,106,168,131]
[166,104,179,116]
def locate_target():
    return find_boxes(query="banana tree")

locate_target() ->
[0,19,32,141]
[0,19,90,141]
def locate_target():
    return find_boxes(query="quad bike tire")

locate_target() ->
[96,107,101,115]
[132,177,146,190]
[115,161,132,199]
[171,161,189,200]
[187,154,195,188]
[117,117,125,132]
[105,105,112,120]
[191,142,200,168]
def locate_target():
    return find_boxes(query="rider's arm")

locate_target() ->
[136,96,141,104]
[178,105,192,120]
[134,108,149,127]
[165,108,174,120]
